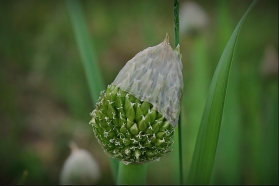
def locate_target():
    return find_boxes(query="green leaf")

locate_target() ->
[187,0,258,184]
[66,0,119,181]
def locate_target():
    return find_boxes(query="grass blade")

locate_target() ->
[66,0,119,181]
[66,0,104,101]
[187,0,258,184]
[211,0,241,184]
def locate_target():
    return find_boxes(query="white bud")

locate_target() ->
[60,142,100,185]
[261,44,278,78]
[180,1,208,34]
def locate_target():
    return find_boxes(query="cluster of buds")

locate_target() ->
[90,34,183,164]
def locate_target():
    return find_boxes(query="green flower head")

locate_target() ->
[90,34,183,164]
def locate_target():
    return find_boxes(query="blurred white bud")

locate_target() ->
[180,1,208,35]
[261,45,278,78]
[60,142,100,185]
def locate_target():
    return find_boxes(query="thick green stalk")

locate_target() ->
[117,163,147,185]
[66,0,119,181]
[174,0,183,184]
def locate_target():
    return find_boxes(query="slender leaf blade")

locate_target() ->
[187,0,258,184]
[66,0,119,181]
[66,0,105,102]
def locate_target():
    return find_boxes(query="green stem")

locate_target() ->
[174,0,180,48]
[174,0,183,184]
[117,162,147,185]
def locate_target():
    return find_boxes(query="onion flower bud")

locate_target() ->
[90,34,183,164]
[60,142,100,184]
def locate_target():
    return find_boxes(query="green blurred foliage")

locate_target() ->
[0,0,277,184]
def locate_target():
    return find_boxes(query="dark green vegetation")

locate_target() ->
[0,0,277,184]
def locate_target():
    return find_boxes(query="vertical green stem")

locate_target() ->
[174,0,180,48]
[117,162,147,185]
[174,0,183,184]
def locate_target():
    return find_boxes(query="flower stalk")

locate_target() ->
[117,163,147,185]
[174,0,183,184]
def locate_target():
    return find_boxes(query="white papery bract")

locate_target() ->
[112,34,183,127]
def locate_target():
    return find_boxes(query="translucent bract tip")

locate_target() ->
[112,35,183,127]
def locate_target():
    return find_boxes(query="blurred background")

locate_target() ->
[0,0,277,184]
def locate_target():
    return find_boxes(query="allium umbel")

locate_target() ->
[90,34,183,164]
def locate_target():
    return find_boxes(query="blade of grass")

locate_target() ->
[211,0,241,184]
[66,0,119,181]
[187,0,258,184]
[66,0,104,101]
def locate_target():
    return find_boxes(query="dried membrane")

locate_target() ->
[90,34,183,164]
[112,34,183,127]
